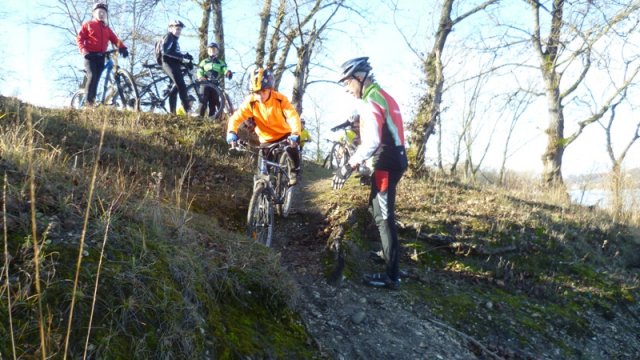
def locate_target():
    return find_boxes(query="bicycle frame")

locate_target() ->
[137,61,199,113]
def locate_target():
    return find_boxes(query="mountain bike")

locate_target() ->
[230,139,297,247]
[323,119,359,169]
[70,49,139,110]
[136,60,199,113]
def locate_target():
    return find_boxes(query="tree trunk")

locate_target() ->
[197,0,212,61]
[255,0,273,67]
[541,72,565,187]
[267,0,287,69]
[211,0,224,58]
[409,0,452,173]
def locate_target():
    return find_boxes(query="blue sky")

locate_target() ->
[2,0,639,178]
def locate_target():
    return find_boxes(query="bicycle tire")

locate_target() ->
[275,151,295,218]
[326,142,348,170]
[113,69,139,111]
[70,90,86,109]
[207,85,226,121]
[247,181,273,247]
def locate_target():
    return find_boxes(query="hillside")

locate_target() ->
[1,96,639,359]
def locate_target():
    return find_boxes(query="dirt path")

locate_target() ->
[269,173,485,360]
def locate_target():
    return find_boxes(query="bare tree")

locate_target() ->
[195,0,212,61]
[526,0,640,187]
[255,0,274,67]
[497,87,535,185]
[398,0,499,174]
[599,87,640,221]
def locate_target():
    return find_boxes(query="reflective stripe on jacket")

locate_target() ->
[227,91,301,143]
[77,19,124,54]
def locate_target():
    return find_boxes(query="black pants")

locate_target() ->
[162,60,190,113]
[84,54,106,105]
[198,84,221,118]
[369,169,403,281]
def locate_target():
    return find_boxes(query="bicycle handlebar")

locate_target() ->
[330,120,353,132]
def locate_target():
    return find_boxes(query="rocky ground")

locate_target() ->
[270,178,500,360]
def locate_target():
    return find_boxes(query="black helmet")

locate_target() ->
[93,2,108,12]
[338,57,372,83]
[207,42,219,49]
[169,20,185,28]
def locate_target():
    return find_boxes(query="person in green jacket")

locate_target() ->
[197,42,232,118]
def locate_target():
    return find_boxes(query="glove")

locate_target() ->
[226,70,233,79]
[226,131,238,144]
[118,47,129,58]
[332,164,353,190]
[184,53,193,61]
[288,134,300,144]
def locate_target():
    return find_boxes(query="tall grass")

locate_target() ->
[3,173,17,359]
[63,111,107,359]
[26,108,47,359]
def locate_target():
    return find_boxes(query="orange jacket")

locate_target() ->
[227,90,301,143]
[77,19,125,55]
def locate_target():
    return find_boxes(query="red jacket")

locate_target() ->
[77,19,125,55]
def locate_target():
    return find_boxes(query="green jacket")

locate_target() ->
[197,56,228,80]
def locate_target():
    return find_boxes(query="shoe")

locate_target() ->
[288,168,300,186]
[363,272,400,290]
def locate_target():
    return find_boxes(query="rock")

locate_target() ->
[351,311,366,324]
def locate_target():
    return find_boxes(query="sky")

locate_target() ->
[2,0,639,179]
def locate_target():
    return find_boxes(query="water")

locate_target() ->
[570,188,640,208]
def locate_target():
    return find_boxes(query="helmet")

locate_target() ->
[338,57,372,83]
[168,20,185,28]
[250,67,274,92]
[93,2,108,12]
[207,42,219,49]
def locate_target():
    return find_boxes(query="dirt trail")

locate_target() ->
[269,174,485,360]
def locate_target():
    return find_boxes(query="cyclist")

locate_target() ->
[196,42,233,118]
[160,20,193,114]
[332,57,408,290]
[226,67,302,186]
[76,2,128,107]
[300,119,312,150]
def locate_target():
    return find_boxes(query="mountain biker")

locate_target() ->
[76,2,129,107]
[300,119,312,150]
[160,20,193,114]
[226,67,302,186]
[196,42,233,118]
[332,57,408,290]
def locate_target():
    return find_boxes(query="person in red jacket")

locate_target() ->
[76,3,128,107]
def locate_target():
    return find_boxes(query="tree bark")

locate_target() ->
[255,0,273,67]
[197,0,212,61]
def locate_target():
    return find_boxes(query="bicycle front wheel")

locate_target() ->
[325,142,348,170]
[114,69,139,111]
[275,151,295,218]
[247,181,273,247]
[70,90,86,109]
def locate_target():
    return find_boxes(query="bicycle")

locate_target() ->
[70,49,139,110]
[136,60,200,114]
[323,119,359,170]
[230,139,297,247]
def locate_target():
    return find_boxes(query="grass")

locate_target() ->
[0,96,314,358]
[308,164,640,357]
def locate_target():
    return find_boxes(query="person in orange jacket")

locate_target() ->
[226,67,302,185]
[76,2,128,107]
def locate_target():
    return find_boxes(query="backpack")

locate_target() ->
[154,37,164,65]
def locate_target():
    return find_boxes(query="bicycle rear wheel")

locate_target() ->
[206,85,226,121]
[247,181,273,247]
[113,69,139,111]
[70,90,86,109]
[275,151,295,218]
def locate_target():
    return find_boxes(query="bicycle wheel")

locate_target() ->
[113,69,139,111]
[325,142,348,170]
[206,85,226,121]
[70,89,86,109]
[247,181,273,247]
[275,151,295,218]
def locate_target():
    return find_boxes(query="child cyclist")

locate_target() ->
[225,67,302,186]
[196,42,233,118]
